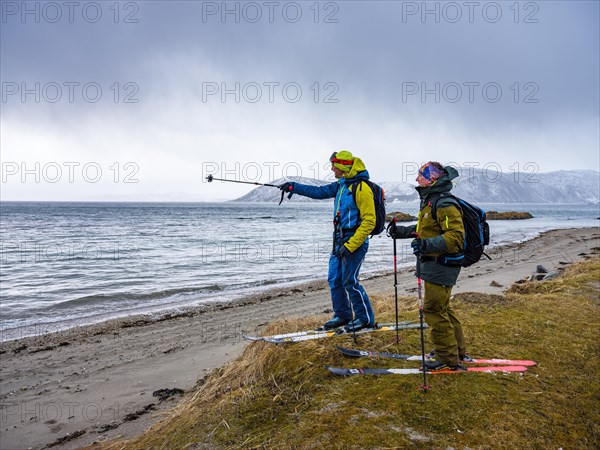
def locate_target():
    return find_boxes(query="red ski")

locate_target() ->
[336,346,536,366]
[327,365,529,376]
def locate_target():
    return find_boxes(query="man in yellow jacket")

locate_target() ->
[279,151,376,332]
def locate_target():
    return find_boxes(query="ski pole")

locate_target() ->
[205,175,287,204]
[348,281,357,344]
[205,174,280,187]
[416,254,430,393]
[392,219,400,344]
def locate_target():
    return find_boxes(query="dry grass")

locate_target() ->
[95,258,600,450]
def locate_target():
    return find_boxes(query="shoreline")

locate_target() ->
[2,223,597,345]
[0,227,598,450]
[0,225,596,352]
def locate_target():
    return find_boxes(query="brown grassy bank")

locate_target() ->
[95,257,600,449]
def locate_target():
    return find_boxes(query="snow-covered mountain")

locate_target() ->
[451,169,600,204]
[233,170,600,204]
[378,181,418,203]
[522,170,600,204]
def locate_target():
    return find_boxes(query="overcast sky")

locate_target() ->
[1,0,598,201]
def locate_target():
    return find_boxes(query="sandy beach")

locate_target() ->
[1,227,598,450]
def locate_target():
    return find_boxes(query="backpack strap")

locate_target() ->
[350,179,363,192]
[350,180,366,205]
[427,193,465,267]
[429,193,460,223]
[340,180,364,233]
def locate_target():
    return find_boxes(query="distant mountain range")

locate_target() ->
[233,170,600,204]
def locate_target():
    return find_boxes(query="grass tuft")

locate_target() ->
[96,258,600,450]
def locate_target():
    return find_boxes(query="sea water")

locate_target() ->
[1,201,598,339]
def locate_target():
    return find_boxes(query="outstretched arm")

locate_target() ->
[287,181,339,200]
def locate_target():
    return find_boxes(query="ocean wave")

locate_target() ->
[51,285,225,310]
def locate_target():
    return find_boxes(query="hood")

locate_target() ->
[444,165,459,181]
[344,157,369,182]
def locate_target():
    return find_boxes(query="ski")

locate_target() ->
[327,365,529,376]
[336,346,537,366]
[243,322,425,343]
[243,322,411,342]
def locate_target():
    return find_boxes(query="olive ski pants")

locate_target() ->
[423,281,466,366]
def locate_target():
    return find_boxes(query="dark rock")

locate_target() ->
[46,430,85,448]
[123,403,156,421]
[385,212,417,222]
[12,345,27,354]
[153,388,184,401]
[487,211,534,220]
[536,265,548,274]
[97,421,120,433]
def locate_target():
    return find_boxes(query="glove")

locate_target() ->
[337,244,352,260]
[411,238,427,255]
[279,182,294,192]
[278,182,295,204]
[386,221,397,238]
[386,222,414,240]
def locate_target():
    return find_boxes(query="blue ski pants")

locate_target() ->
[327,241,375,325]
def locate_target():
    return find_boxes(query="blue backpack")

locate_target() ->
[431,193,490,267]
[351,180,386,236]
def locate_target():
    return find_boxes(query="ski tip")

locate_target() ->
[326,366,361,376]
[472,358,537,367]
[326,366,346,375]
[263,337,293,344]
[426,365,530,374]
[335,346,358,356]
[242,335,290,343]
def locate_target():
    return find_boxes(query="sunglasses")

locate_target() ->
[330,153,353,165]
[418,169,431,181]
[418,163,444,182]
